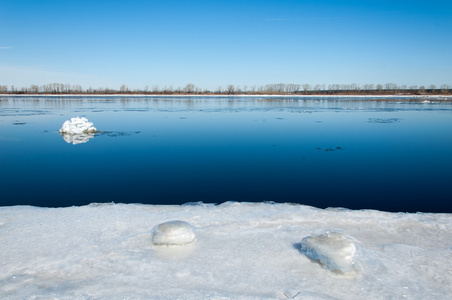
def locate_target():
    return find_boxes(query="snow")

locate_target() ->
[59,117,97,135]
[152,220,197,246]
[300,232,356,273]
[1,202,451,299]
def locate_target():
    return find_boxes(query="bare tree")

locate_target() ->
[163,85,173,94]
[29,85,39,93]
[120,84,129,93]
[5,81,451,95]
[184,83,195,93]
[226,84,235,94]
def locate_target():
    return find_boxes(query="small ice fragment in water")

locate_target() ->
[59,117,97,134]
[301,232,356,272]
[152,220,196,246]
[368,118,401,124]
[12,121,26,125]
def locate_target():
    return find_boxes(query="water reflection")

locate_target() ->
[59,130,141,145]
[60,132,95,145]
[1,95,452,116]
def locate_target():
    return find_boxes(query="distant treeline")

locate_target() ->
[1,83,451,95]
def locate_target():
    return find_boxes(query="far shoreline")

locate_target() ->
[2,93,452,100]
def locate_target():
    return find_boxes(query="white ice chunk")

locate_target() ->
[152,220,196,246]
[301,232,356,272]
[59,116,97,134]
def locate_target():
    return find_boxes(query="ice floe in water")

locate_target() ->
[59,117,97,145]
[59,117,97,134]
[301,232,356,273]
[152,220,196,246]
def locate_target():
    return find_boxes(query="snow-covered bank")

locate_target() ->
[1,202,451,299]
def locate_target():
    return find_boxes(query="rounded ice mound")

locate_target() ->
[301,232,356,273]
[152,220,196,246]
[59,117,97,134]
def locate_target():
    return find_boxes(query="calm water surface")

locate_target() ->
[1,95,452,212]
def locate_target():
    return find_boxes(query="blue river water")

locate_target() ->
[1,95,452,212]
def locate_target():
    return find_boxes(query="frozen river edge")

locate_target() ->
[1,202,451,299]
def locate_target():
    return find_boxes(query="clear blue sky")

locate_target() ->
[1,0,451,90]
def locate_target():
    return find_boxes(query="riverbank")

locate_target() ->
[1,202,451,299]
[2,93,452,100]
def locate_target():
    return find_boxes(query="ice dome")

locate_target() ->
[301,232,356,272]
[152,220,197,246]
[59,117,97,135]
